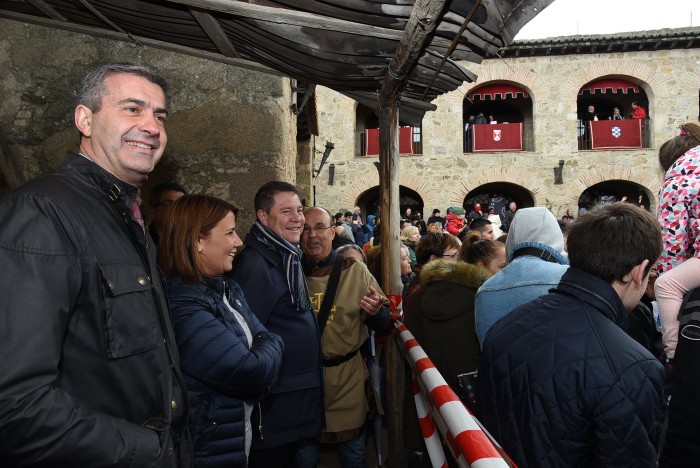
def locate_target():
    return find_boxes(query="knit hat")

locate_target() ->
[447,206,465,216]
[505,207,566,263]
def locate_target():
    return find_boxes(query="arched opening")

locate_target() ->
[356,185,424,222]
[578,180,652,212]
[463,82,533,152]
[355,104,422,156]
[464,182,535,225]
[577,77,651,150]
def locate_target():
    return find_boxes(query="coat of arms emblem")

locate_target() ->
[493,129,502,141]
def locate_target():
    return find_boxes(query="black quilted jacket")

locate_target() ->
[477,267,665,467]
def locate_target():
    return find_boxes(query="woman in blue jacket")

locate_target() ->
[158,194,284,467]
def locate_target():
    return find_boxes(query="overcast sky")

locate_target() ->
[515,0,699,40]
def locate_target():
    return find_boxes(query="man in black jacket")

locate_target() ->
[478,203,665,467]
[0,63,192,466]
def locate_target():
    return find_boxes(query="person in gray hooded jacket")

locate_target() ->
[475,207,569,346]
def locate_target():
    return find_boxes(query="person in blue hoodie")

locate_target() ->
[159,194,284,467]
[475,207,569,346]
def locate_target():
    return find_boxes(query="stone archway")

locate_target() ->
[451,166,549,208]
[355,185,424,221]
[339,173,440,214]
[570,165,662,212]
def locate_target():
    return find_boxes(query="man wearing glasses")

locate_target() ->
[148,182,187,245]
[301,207,391,467]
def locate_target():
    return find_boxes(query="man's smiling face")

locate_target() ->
[258,191,305,244]
[76,73,168,186]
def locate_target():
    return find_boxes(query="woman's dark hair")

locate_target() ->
[459,232,504,266]
[415,232,461,265]
[158,194,239,284]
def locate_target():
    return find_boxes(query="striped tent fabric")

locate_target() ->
[394,321,515,467]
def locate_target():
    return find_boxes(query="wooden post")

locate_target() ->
[378,105,406,468]
[376,2,448,466]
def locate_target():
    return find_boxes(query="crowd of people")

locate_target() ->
[0,62,698,468]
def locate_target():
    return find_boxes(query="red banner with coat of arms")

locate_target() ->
[472,123,523,152]
[590,119,642,149]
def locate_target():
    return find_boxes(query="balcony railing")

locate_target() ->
[578,118,651,150]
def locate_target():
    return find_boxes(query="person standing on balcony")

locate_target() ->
[465,115,475,152]
[474,112,488,125]
[631,101,647,120]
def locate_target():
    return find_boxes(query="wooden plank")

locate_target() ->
[76,0,131,35]
[378,0,446,108]
[190,9,239,57]
[0,11,284,77]
[26,0,67,21]
[166,0,404,39]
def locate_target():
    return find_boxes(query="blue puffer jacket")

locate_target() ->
[167,275,284,468]
[478,267,665,467]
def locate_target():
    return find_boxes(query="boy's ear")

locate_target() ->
[630,259,650,287]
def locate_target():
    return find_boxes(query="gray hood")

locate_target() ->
[505,207,567,263]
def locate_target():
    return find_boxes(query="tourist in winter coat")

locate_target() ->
[418,259,491,394]
[159,195,284,467]
[478,203,665,467]
[475,207,569,346]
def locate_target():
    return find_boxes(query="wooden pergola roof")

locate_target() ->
[0,0,554,125]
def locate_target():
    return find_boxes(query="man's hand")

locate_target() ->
[360,286,384,316]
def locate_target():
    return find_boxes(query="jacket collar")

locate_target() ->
[420,259,491,289]
[301,250,335,275]
[62,151,139,210]
[554,267,628,328]
[509,241,569,265]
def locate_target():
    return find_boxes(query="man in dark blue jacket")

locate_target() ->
[478,203,665,467]
[227,181,323,467]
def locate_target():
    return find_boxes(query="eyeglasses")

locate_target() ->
[302,225,333,233]
[441,252,458,259]
[401,255,410,261]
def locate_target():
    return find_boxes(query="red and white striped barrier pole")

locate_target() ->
[394,321,515,468]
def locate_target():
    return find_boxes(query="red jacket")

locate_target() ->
[445,212,466,236]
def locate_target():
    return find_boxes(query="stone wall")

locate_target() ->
[0,19,298,232]
[312,45,700,218]
[3,19,700,226]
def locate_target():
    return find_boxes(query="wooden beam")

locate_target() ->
[26,0,67,21]
[166,0,403,40]
[419,0,482,101]
[76,0,131,36]
[378,0,447,108]
[0,11,283,77]
[189,9,239,58]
